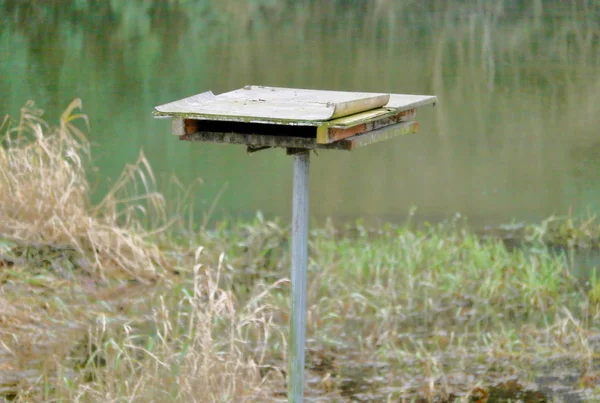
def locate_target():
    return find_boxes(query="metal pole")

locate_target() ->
[289,149,310,402]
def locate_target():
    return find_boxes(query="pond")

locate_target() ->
[1,1,599,228]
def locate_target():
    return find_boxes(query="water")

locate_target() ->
[2,1,599,228]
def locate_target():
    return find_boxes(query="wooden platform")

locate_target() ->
[154,86,436,150]
[180,121,419,151]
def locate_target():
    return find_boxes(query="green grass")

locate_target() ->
[2,105,600,401]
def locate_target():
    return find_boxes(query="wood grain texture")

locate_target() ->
[154,86,436,126]
[386,94,437,110]
[344,121,419,150]
[155,85,389,122]
[316,109,417,143]
[171,119,184,136]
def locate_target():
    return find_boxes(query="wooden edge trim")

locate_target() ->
[317,108,417,144]
[346,120,419,151]
[171,119,184,135]
[178,121,419,152]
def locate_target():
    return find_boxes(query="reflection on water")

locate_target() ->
[1,1,599,228]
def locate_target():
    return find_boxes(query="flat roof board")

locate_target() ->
[387,94,437,110]
[154,86,436,149]
[219,86,391,120]
[153,85,437,126]
[154,86,390,123]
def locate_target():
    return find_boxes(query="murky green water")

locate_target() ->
[2,1,599,228]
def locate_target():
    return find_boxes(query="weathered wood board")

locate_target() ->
[154,85,437,127]
[179,121,419,151]
[155,86,435,151]
[154,85,390,122]
[316,108,416,143]
[387,94,437,110]
[171,107,418,144]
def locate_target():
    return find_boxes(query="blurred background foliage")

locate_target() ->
[1,0,599,228]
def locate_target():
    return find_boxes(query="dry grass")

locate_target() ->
[0,99,167,283]
[0,101,282,402]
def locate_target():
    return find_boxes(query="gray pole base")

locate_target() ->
[288,149,310,402]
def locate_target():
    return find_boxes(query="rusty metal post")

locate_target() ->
[289,149,310,402]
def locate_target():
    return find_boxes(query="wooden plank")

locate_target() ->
[316,108,416,143]
[154,85,390,123]
[155,109,322,127]
[344,121,419,150]
[173,110,396,137]
[386,94,437,111]
[219,86,390,120]
[180,131,343,149]
[171,119,184,136]
[155,90,216,117]
[326,108,391,127]
[174,119,317,138]
[179,121,418,151]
